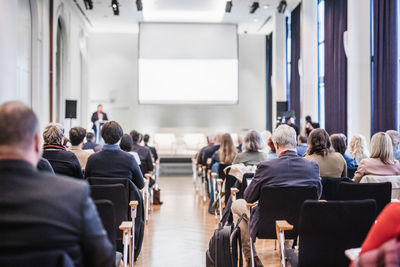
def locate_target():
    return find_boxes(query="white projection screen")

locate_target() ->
[138,23,238,104]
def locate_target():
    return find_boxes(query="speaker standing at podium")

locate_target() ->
[91,104,108,144]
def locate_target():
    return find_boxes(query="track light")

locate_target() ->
[225,1,233,13]
[83,0,93,10]
[250,2,259,14]
[111,0,119,15]
[136,0,143,11]
[277,0,287,14]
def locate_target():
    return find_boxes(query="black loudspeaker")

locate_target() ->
[276,101,288,117]
[65,100,77,119]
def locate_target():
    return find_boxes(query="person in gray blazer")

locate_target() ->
[231,125,322,267]
[0,102,114,267]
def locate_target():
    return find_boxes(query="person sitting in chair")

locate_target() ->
[231,125,322,267]
[0,101,114,266]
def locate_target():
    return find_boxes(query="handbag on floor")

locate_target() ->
[152,188,162,205]
[205,213,245,267]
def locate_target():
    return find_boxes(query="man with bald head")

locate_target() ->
[0,102,114,266]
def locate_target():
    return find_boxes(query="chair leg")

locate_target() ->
[130,201,138,267]
[250,237,255,267]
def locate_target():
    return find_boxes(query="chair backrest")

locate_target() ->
[0,250,74,267]
[338,181,391,215]
[257,186,318,240]
[94,200,116,251]
[224,170,238,204]
[90,184,128,240]
[298,200,377,267]
[361,175,400,199]
[218,163,230,180]
[321,177,353,200]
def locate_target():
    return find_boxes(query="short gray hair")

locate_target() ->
[272,125,297,148]
[243,130,265,152]
[43,123,64,145]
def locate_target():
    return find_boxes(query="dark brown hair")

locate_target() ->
[69,127,86,146]
[101,121,123,145]
[330,134,347,155]
[306,128,331,156]
[120,133,133,152]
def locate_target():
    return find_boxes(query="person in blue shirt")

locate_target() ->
[330,133,356,168]
[296,135,308,157]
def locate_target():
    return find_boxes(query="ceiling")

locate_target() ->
[78,0,301,34]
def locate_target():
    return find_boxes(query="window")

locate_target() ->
[286,15,291,102]
[317,0,325,128]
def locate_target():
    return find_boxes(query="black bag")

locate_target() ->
[206,213,245,267]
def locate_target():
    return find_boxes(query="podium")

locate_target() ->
[94,120,107,144]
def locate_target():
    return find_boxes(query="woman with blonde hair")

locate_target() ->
[212,133,237,165]
[353,132,400,183]
[349,134,369,165]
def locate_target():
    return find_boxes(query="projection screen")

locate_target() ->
[138,23,238,104]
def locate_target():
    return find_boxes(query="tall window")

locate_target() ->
[286,15,292,102]
[317,0,325,128]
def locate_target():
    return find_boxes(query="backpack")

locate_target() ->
[206,209,245,267]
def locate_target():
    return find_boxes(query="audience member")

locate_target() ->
[130,130,154,175]
[296,135,308,157]
[305,129,347,177]
[37,157,54,174]
[197,135,214,165]
[120,133,141,165]
[353,132,400,183]
[0,102,113,266]
[353,203,400,266]
[143,134,158,162]
[349,134,369,165]
[330,133,356,168]
[85,122,144,189]
[42,123,83,179]
[237,135,243,153]
[386,130,400,161]
[211,133,237,165]
[201,133,222,166]
[68,127,92,171]
[231,125,322,267]
[305,115,320,136]
[261,130,272,153]
[232,130,268,166]
[284,116,299,136]
[266,137,277,160]
[83,132,99,150]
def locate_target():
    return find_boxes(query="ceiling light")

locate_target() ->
[111,0,119,15]
[142,0,226,22]
[253,18,259,22]
[250,2,259,14]
[225,1,233,13]
[136,0,143,11]
[263,5,269,9]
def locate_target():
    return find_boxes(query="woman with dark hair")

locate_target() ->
[330,134,356,168]
[305,129,347,177]
[120,133,141,166]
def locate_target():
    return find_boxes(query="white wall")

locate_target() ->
[87,32,266,137]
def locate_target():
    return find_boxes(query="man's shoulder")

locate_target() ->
[38,171,88,195]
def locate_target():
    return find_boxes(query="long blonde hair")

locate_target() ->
[349,135,369,162]
[370,132,395,164]
[219,133,237,164]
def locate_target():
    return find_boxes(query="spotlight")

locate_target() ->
[250,2,259,14]
[277,0,287,14]
[136,0,143,11]
[225,1,233,13]
[83,0,93,10]
[111,0,119,15]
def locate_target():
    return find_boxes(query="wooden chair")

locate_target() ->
[119,200,139,267]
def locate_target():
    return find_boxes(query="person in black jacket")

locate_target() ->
[91,104,109,143]
[42,123,83,179]
[0,101,114,267]
[143,134,158,162]
[130,130,154,175]
[85,121,144,190]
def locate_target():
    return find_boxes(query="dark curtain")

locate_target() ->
[266,34,273,131]
[372,0,398,133]
[289,4,301,122]
[324,0,347,135]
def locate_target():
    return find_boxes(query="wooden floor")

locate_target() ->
[135,176,280,267]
